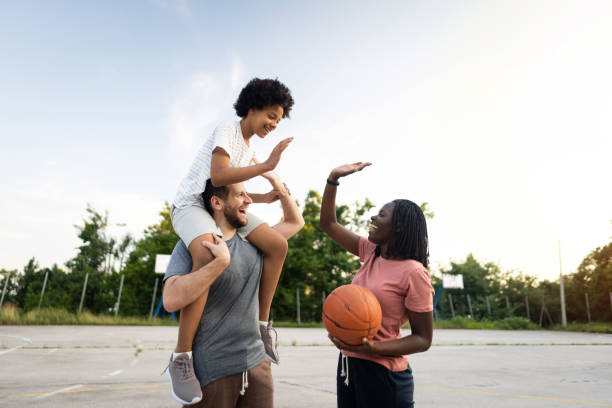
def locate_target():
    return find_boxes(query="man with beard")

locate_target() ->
[162,172,303,407]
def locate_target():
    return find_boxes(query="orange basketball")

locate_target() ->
[322,284,382,346]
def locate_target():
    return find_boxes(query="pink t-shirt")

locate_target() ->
[342,237,434,372]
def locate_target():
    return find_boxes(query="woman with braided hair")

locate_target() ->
[320,162,434,408]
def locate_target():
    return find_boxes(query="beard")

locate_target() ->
[223,205,247,229]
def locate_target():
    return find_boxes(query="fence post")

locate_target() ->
[78,273,89,314]
[558,241,567,327]
[466,294,473,318]
[149,277,159,321]
[296,288,301,324]
[486,296,491,317]
[322,291,326,317]
[38,271,49,310]
[505,296,511,314]
[609,292,612,314]
[525,296,530,321]
[114,275,124,318]
[585,293,591,323]
[448,293,455,318]
[0,271,10,309]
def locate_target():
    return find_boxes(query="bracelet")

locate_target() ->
[327,178,339,186]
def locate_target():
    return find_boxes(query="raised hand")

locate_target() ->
[264,137,293,171]
[261,170,288,194]
[329,162,372,181]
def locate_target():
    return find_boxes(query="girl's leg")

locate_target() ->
[175,233,216,352]
[246,224,288,322]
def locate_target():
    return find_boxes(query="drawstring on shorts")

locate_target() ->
[340,355,349,386]
[240,370,249,395]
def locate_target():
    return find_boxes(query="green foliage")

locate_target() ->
[0,268,19,306]
[551,321,612,334]
[272,190,374,321]
[564,241,612,322]
[119,202,179,316]
[0,304,175,326]
[65,205,109,273]
[436,254,509,320]
[2,192,609,329]
[494,317,539,330]
[432,316,538,330]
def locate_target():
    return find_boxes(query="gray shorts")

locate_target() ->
[171,204,264,247]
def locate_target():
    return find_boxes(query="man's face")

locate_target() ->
[221,183,252,229]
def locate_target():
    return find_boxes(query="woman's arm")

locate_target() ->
[329,310,433,356]
[320,162,371,256]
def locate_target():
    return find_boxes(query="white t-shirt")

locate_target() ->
[173,121,254,208]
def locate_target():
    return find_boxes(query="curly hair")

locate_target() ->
[233,78,294,118]
[375,199,429,267]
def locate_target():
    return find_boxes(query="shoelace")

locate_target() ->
[176,357,195,382]
[340,354,350,386]
[162,356,195,383]
[266,324,278,348]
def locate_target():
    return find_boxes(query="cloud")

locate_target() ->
[168,72,223,173]
[150,0,190,16]
[230,54,246,92]
[0,173,163,271]
[168,57,248,176]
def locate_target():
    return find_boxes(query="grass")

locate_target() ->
[0,304,176,326]
[2,305,610,334]
[550,321,612,334]
[432,316,540,330]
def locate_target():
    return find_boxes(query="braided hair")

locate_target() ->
[376,199,429,267]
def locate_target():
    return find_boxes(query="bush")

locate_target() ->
[431,316,538,330]
[0,304,175,326]
[495,317,539,330]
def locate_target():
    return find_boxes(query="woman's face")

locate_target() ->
[368,202,395,245]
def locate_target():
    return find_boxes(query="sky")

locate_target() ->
[1,0,610,281]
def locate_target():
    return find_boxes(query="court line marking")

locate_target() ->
[9,381,612,406]
[10,383,166,398]
[36,384,83,399]
[0,335,32,356]
[420,386,612,407]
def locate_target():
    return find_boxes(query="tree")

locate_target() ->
[66,205,109,273]
[566,241,612,322]
[63,205,125,313]
[272,190,374,321]
[119,203,179,316]
[0,268,19,307]
[436,254,503,319]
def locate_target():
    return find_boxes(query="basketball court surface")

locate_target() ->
[1,326,611,407]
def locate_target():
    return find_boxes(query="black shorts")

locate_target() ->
[336,353,414,408]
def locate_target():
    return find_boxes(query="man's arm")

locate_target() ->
[262,172,304,239]
[162,236,230,312]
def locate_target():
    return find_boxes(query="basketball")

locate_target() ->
[322,284,382,346]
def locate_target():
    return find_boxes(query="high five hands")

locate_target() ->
[329,162,372,183]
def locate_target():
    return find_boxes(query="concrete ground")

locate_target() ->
[1,326,611,407]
